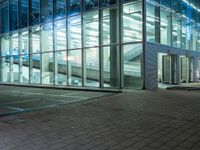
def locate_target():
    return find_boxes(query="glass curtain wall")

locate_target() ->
[0,0,143,89]
[146,0,200,52]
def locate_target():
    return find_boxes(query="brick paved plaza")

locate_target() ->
[0,86,200,150]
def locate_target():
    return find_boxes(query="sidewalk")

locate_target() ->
[0,86,200,150]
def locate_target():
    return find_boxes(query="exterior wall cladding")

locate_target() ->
[0,0,199,90]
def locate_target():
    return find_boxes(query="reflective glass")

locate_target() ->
[68,50,82,86]
[101,7,118,45]
[54,0,66,20]
[40,0,53,23]
[30,26,40,53]
[19,0,28,28]
[146,3,160,43]
[84,47,99,87]
[122,1,142,43]
[54,19,66,51]
[123,44,142,88]
[55,51,67,85]
[41,23,53,52]
[68,0,81,16]
[160,0,171,8]
[100,0,116,7]
[83,11,99,47]
[172,14,181,48]
[1,1,9,33]
[22,54,29,83]
[102,46,119,88]
[68,16,82,49]
[30,0,40,25]
[172,0,181,14]
[10,0,18,31]
[30,53,40,84]
[160,9,171,45]
[41,52,54,85]
[1,35,9,57]
[181,17,190,49]
[83,0,98,11]
[0,57,10,82]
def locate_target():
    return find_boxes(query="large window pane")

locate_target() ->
[41,23,53,52]
[22,54,29,83]
[41,52,54,85]
[172,13,181,47]
[1,35,9,57]
[83,0,98,11]
[84,48,99,87]
[123,44,142,88]
[68,0,81,16]
[122,1,142,43]
[30,0,40,25]
[102,46,119,88]
[100,0,116,7]
[54,0,66,20]
[30,53,40,84]
[68,16,82,49]
[0,35,10,82]
[19,0,28,28]
[181,17,190,49]
[101,7,118,45]
[10,0,18,31]
[54,19,66,51]
[83,11,99,47]
[68,50,82,86]
[160,9,171,45]
[146,3,160,43]
[1,1,9,33]
[30,26,40,53]
[55,51,67,85]
[40,0,53,23]
[172,0,181,14]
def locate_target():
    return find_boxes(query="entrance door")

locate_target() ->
[180,56,193,83]
[162,55,170,83]
[162,54,177,84]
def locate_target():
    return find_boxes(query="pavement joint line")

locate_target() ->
[2,98,41,105]
[3,106,25,112]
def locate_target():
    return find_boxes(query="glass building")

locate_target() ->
[0,0,199,90]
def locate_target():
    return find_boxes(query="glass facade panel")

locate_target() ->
[100,0,116,7]
[1,1,9,33]
[83,0,98,11]
[10,0,18,31]
[146,3,160,43]
[84,48,99,87]
[30,26,40,53]
[30,53,40,84]
[83,11,99,47]
[101,7,118,45]
[172,13,181,47]
[41,23,53,52]
[55,51,67,85]
[123,43,142,88]
[19,0,28,28]
[30,0,40,25]
[41,52,54,85]
[160,9,171,45]
[54,0,66,20]
[122,1,142,43]
[40,0,53,23]
[68,0,81,16]
[102,46,119,88]
[68,50,82,86]
[54,19,66,51]
[68,16,82,49]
